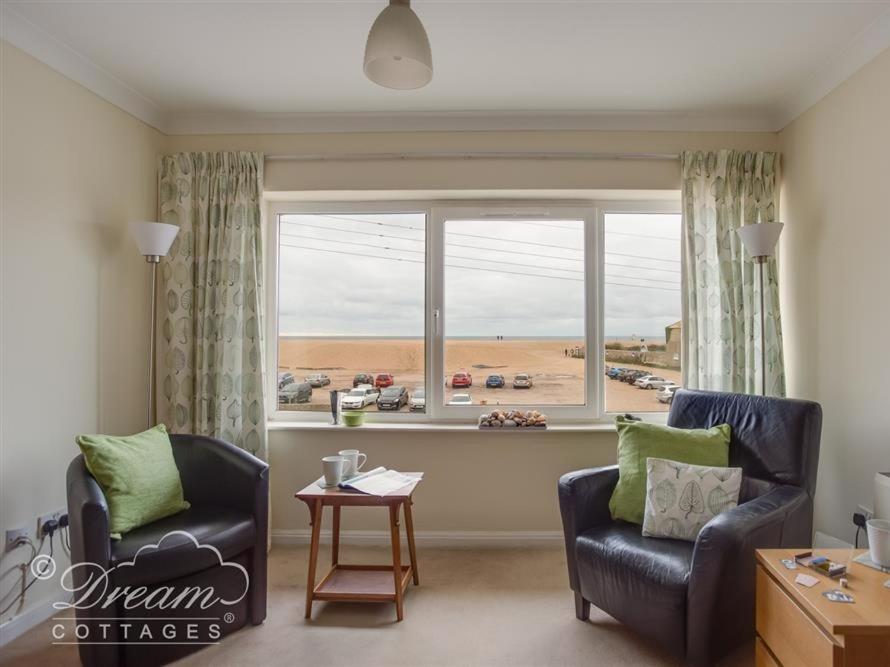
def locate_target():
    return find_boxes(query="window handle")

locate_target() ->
[434,308,441,335]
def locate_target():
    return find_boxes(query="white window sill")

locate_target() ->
[267,420,618,433]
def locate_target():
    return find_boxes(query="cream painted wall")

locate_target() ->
[270,429,620,537]
[0,42,163,626]
[166,130,779,537]
[779,47,890,542]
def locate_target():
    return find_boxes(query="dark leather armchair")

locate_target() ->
[559,390,822,666]
[66,434,269,667]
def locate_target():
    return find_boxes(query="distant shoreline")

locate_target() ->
[279,335,665,341]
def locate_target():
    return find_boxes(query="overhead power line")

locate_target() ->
[284,217,585,252]
[283,218,682,266]
[308,214,677,243]
[606,250,680,264]
[606,262,680,275]
[281,221,422,242]
[280,232,680,283]
[606,230,678,242]
[282,230,680,273]
[279,242,680,292]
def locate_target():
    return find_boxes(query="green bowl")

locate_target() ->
[341,411,365,427]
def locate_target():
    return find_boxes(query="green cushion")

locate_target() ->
[76,424,190,538]
[609,417,731,525]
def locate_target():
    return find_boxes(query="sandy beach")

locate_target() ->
[277,338,679,414]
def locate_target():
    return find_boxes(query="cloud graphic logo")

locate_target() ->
[55,530,250,611]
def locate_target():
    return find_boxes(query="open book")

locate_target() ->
[339,467,423,496]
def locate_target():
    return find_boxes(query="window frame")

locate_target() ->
[430,204,598,422]
[266,198,681,425]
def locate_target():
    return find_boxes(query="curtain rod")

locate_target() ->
[265,151,680,163]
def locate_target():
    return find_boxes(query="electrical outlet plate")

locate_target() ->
[5,527,29,552]
[858,505,875,520]
[37,508,66,537]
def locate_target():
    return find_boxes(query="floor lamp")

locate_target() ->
[737,222,784,396]
[130,221,180,428]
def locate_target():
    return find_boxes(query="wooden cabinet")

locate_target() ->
[755,549,890,667]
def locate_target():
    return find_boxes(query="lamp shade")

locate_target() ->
[364,0,432,90]
[737,222,784,259]
[129,221,179,257]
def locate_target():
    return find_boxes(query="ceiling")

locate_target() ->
[3,1,890,134]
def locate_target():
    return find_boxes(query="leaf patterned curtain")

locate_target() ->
[156,152,267,458]
[681,150,785,396]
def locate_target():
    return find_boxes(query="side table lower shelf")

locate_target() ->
[314,564,413,602]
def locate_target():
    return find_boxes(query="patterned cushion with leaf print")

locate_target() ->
[642,457,742,542]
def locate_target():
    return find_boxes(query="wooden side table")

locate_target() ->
[295,478,420,621]
[755,549,890,667]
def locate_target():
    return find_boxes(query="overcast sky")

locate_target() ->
[278,212,680,339]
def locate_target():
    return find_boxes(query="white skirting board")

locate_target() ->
[271,529,564,549]
[0,595,64,647]
[813,531,853,549]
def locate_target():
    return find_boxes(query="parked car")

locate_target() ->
[634,375,672,390]
[377,385,408,410]
[305,373,331,388]
[607,367,626,380]
[513,373,533,389]
[375,373,394,389]
[448,393,473,406]
[451,371,473,388]
[353,373,374,387]
[623,370,648,384]
[278,381,312,404]
[656,384,680,404]
[409,388,425,412]
[485,374,505,388]
[278,372,295,390]
[340,385,379,409]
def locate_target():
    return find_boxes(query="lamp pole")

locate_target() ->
[130,222,180,429]
[146,255,160,428]
[755,256,767,397]
[736,222,784,397]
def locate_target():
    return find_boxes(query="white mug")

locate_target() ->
[338,449,367,479]
[322,456,347,488]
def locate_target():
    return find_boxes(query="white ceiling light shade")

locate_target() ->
[364,0,433,90]
[129,221,179,258]
[737,222,784,259]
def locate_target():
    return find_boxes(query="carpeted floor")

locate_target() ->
[0,545,751,666]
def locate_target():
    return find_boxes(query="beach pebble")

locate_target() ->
[478,410,548,429]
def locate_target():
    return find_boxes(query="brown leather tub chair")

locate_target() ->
[559,390,822,666]
[66,434,268,667]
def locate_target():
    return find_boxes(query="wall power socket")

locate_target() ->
[857,505,875,521]
[4,527,29,552]
[37,508,66,537]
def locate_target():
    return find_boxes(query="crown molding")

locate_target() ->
[3,2,888,137]
[164,109,777,135]
[0,5,170,133]
[775,6,890,130]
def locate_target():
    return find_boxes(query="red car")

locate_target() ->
[451,371,473,388]
[375,373,394,389]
